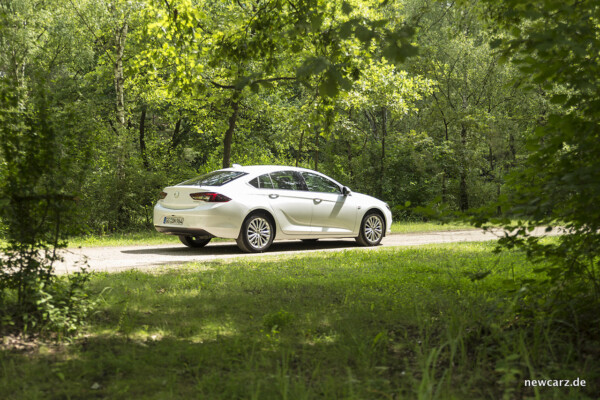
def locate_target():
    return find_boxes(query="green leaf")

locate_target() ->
[355,25,374,43]
[550,94,567,104]
[490,39,503,49]
[310,12,324,31]
[259,80,274,89]
[319,70,339,98]
[296,57,329,78]
[339,20,355,38]
[341,2,353,15]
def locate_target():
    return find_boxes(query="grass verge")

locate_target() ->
[67,230,182,248]
[389,220,475,234]
[1,242,597,399]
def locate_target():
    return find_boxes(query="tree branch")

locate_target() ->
[209,76,296,90]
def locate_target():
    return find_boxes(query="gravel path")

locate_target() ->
[55,227,559,274]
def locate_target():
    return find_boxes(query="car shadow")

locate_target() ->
[120,239,360,256]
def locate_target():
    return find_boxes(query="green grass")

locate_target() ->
[390,220,476,234]
[1,242,597,399]
[67,230,182,248]
[66,221,477,248]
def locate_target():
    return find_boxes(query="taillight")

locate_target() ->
[158,191,167,200]
[190,192,231,202]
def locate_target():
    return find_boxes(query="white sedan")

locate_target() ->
[154,165,392,252]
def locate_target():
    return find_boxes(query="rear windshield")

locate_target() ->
[178,171,247,187]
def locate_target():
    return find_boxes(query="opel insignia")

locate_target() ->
[154,165,392,252]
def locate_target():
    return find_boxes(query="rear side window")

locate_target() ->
[249,174,275,189]
[270,171,306,191]
[178,171,247,187]
[258,174,274,188]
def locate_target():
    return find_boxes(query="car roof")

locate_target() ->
[219,165,343,186]
[221,165,320,175]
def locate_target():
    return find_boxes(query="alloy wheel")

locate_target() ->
[246,216,272,250]
[364,215,383,243]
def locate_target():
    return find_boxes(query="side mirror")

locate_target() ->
[342,186,352,196]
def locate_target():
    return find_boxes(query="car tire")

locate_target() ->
[355,212,384,246]
[179,235,212,248]
[236,212,275,253]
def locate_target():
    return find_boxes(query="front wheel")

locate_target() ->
[179,235,212,248]
[355,212,384,246]
[236,213,275,253]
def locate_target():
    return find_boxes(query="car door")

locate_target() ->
[263,171,314,235]
[301,172,357,235]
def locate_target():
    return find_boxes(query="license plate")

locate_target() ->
[164,216,184,225]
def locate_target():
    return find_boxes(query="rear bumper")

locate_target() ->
[153,203,244,239]
[154,226,214,238]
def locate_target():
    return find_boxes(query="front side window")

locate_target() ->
[301,172,341,194]
[270,171,306,191]
[178,170,247,187]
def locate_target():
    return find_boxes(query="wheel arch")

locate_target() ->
[244,208,278,238]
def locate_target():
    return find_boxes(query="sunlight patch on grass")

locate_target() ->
[67,230,181,247]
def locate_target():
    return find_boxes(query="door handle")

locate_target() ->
[269,194,279,199]
[313,198,322,204]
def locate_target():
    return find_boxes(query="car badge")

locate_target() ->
[174,191,179,198]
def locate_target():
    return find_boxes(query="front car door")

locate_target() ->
[301,172,357,235]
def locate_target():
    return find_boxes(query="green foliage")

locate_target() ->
[470,0,600,312]
[0,1,94,336]
[0,0,552,235]
[0,81,92,335]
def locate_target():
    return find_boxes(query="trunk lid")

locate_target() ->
[158,185,216,210]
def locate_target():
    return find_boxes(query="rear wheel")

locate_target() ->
[236,213,275,253]
[179,235,212,248]
[355,212,384,246]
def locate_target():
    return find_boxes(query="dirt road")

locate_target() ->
[54,227,559,274]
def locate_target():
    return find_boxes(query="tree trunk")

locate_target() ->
[170,118,182,151]
[441,119,449,203]
[380,107,387,198]
[508,132,517,169]
[347,140,354,181]
[459,124,469,211]
[296,130,304,167]
[314,126,320,172]
[112,18,128,230]
[497,185,502,215]
[114,20,128,126]
[223,93,240,169]
[347,108,354,181]
[139,106,148,169]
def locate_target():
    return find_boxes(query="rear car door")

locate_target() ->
[256,171,314,235]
